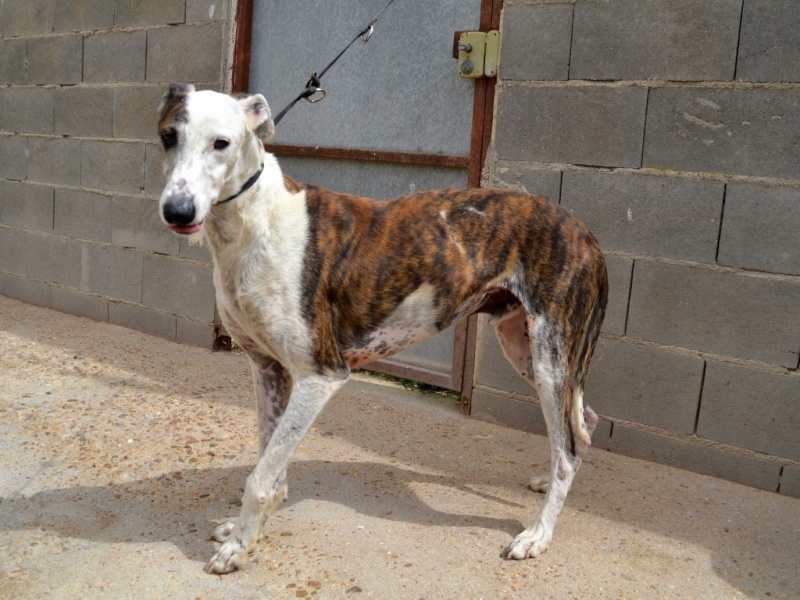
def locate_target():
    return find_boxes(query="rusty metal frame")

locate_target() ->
[457,0,503,410]
[227,0,501,397]
[264,144,469,169]
[231,0,254,94]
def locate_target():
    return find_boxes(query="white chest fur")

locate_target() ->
[207,175,313,368]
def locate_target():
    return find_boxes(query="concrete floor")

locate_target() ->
[0,295,798,600]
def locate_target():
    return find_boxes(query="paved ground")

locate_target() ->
[0,295,798,600]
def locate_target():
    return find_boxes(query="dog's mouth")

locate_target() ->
[168,223,203,235]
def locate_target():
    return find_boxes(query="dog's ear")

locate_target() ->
[239,94,275,143]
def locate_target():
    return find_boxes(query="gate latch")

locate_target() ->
[453,30,499,79]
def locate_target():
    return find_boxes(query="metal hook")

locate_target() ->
[361,24,374,44]
[302,75,327,103]
[304,88,327,103]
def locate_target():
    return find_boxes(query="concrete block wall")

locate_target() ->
[0,0,234,346]
[474,0,800,496]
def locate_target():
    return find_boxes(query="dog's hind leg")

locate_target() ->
[205,370,348,574]
[525,387,598,492]
[490,306,552,493]
[493,308,600,496]
[501,316,583,560]
[211,356,292,544]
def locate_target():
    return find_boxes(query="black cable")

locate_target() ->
[272,0,399,125]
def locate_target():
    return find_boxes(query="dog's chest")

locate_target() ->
[213,243,311,364]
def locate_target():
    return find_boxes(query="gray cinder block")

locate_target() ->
[643,87,800,180]
[584,338,704,433]
[1,182,53,232]
[500,3,573,81]
[28,137,82,187]
[0,135,28,181]
[0,273,52,307]
[628,260,800,368]
[697,361,800,461]
[2,0,54,37]
[0,227,26,274]
[51,287,109,322]
[177,317,214,348]
[84,31,147,84]
[737,0,800,83]
[146,23,224,83]
[470,387,547,437]
[54,189,113,243]
[718,183,800,276]
[55,87,114,138]
[112,195,178,255]
[26,35,82,85]
[571,0,740,81]
[780,467,800,498]
[80,244,143,302]
[113,86,164,141]
[3,87,54,135]
[609,426,781,492]
[54,0,115,33]
[495,85,648,168]
[186,0,228,23]
[0,40,27,86]
[142,255,215,321]
[490,167,561,202]
[115,0,185,27]
[81,141,145,194]
[23,232,82,288]
[145,144,166,197]
[603,254,632,336]
[561,171,724,263]
[109,302,176,340]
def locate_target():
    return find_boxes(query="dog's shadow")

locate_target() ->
[0,460,524,564]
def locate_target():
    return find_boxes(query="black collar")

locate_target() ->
[216,163,264,205]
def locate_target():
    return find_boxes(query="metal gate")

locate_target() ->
[232,0,500,397]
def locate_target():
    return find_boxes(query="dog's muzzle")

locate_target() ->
[162,192,201,234]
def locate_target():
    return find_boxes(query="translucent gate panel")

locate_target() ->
[250,0,479,155]
[277,156,468,200]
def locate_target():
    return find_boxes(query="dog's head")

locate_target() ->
[157,84,274,234]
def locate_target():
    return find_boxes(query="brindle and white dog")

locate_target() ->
[157,84,608,574]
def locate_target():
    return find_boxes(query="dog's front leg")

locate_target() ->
[204,370,348,574]
[210,356,292,546]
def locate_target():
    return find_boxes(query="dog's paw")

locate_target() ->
[211,520,235,543]
[204,520,251,574]
[500,525,551,560]
[204,535,249,574]
[527,475,550,493]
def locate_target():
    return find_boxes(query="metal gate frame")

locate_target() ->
[228,0,501,407]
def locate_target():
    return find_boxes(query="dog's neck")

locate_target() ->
[203,146,305,268]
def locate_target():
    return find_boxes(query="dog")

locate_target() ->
[157,83,608,574]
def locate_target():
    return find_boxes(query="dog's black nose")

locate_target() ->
[162,194,196,226]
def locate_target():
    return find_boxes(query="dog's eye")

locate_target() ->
[160,129,178,150]
[213,139,230,151]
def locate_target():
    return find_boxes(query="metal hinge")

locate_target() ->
[453,30,499,79]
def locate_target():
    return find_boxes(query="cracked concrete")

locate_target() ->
[1,295,798,599]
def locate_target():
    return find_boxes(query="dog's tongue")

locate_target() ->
[169,224,202,234]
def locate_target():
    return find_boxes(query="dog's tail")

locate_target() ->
[572,263,608,389]
[566,253,608,454]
